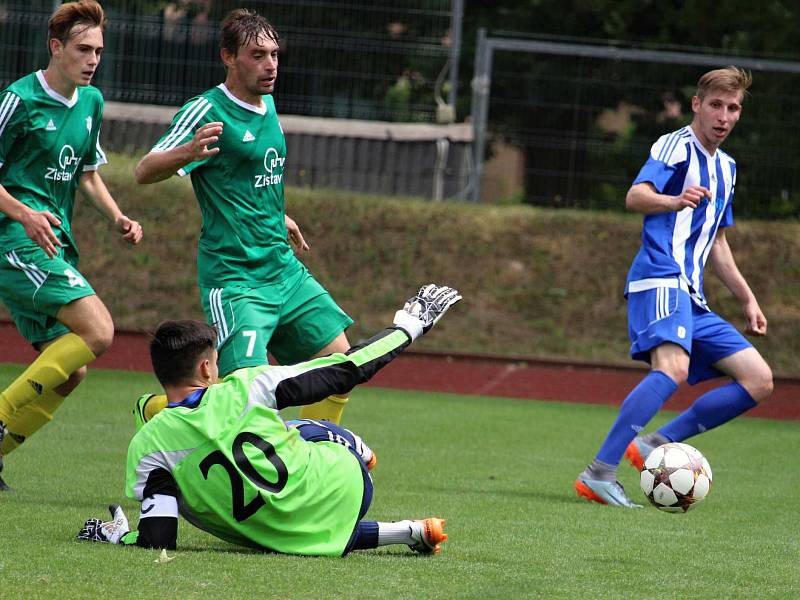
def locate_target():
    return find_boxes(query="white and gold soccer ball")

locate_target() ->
[639,442,713,512]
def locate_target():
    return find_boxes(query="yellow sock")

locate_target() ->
[298,395,349,425]
[133,394,169,431]
[0,389,65,456]
[0,333,95,423]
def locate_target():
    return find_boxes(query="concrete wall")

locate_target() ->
[101,102,474,201]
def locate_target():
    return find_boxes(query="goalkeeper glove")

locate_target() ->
[393,284,461,340]
[77,504,130,544]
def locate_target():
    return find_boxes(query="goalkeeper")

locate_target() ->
[78,284,460,557]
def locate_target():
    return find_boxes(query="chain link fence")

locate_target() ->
[472,33,800,218]
[0,0,455,122]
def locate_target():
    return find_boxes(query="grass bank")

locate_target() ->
[11,152,799,373]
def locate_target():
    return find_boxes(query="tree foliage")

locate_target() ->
[460,0,800,217]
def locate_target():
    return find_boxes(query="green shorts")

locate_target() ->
[0,246,95,345]
[200,263,353,375]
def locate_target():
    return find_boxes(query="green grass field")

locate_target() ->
[0,364,797,599]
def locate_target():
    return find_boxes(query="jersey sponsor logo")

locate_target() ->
[254,147,285,188]
[46,118,57,131]
[45,144,81,182]
[242,130,255,142]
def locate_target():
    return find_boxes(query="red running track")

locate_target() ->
[0,321,797,420]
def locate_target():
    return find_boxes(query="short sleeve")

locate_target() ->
[632,131,689,193]
[82,95,107,171]
[151,96,215,176]
[719,159,736,228]
[0,91,26,169]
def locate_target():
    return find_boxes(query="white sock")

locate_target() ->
[377,520,415,546]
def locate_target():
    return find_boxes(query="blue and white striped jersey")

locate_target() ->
[626,125,736,307]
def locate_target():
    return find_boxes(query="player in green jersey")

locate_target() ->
[0,1,143,490]
[135,8,352,425]
[77,284,460,556]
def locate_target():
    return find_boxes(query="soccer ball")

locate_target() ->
[639,442,712,512]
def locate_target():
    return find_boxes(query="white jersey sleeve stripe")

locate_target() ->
[152,97,208,152]
[655,131,677,162]
[153,98,212,152]
[0,94,21,138]
[657,128,689,164]
[83,133,109,171]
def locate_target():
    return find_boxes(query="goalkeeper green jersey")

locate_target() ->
[0,71,106,256]
[125,326,412,555]
[125,368,363,555]
[151,85,294,287]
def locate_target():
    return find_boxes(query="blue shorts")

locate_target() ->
[627,286,751,384]
[286,419,373,520]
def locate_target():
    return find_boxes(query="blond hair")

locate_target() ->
[696,66,752,100]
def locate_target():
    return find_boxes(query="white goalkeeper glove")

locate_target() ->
[77,504,130,544]
[393,284,462,341]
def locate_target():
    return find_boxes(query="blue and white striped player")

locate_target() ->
[576,66,773,508]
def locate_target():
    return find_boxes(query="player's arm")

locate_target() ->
[285,214,309,251]
[625,182,711,214]
[0,182,62,257]
[78,170,143,245]
[78,470,179,549]
[708,228,767,336]
[135,121,223,183]
[247,285,461,410]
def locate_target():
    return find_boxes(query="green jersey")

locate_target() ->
[125,326,413,555]
[125,366,365,556]
[152,85,294,287]
[0,71,106,257]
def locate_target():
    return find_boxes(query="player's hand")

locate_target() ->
[19,208,62,258]
[743,301,767,336]
[187,121,223,161]
[77,505,130,544]
[285,215,309,251]
[671,186,710,211]
[115,215,143,245]
[393,284,461,340]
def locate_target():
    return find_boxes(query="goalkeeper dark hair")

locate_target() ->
[150,320,218,387]
[220,8,279,56]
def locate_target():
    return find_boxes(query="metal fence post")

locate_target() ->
[448,0,463,113]
[470,28,492,202]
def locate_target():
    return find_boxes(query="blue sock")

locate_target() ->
[595,371,678,466]
[344,520,379,554]
[658,381,757,442]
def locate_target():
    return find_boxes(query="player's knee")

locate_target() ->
[743,365,773,403]
[82,313,115,356]
[86,325,114,356]
[658,363,688,385]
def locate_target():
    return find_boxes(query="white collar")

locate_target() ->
[36,70,78,108]
[217,84,267,115]
[688,124,720,160]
